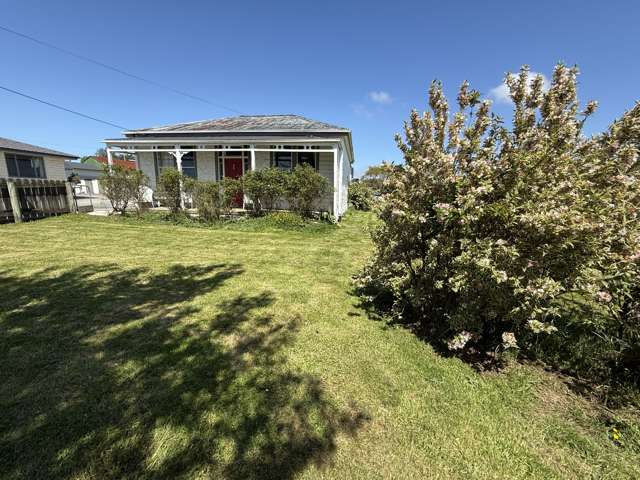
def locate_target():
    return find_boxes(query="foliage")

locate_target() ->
[261,211,307,228]
[222,176,243,207]
[129,169,150,216]
[284,164,332,216]
[156,168,185,215]
[360,163,395,195]
[243,166,329,216]
[99,165,149,215]
[357,64,640,387]
[348,181,374,211]
[187,179,234,221]
[242,167,287,214]
[67,173,80,184]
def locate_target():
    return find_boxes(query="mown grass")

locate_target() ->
[1,211,638,479]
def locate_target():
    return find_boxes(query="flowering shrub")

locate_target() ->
[357,64,640,386]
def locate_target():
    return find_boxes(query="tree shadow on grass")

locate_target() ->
[0,264,367,479]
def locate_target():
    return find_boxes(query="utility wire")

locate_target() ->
[0,85,128,129]
[0,24,244,115]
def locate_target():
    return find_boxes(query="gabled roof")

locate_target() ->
[124,115,350,134]
[0,137,78,158]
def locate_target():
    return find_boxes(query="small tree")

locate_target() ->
[99,165,148,215]
[156,169,184,215]
[284,164,331,216]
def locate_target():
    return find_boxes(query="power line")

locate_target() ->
[0,85,128,129]
[0,24,244,115]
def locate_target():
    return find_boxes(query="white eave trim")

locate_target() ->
[122,129,351,135]
[104,137,345,145]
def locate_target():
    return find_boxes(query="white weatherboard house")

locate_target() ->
[103,115,354,218]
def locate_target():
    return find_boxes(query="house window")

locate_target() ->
[180,147,197,179]
[272,151,293,170]
[154,151,176,178]
[297,151,318,170]
[5,153,46,178]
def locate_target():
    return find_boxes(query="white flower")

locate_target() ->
[494,270,508,283]
[501,332,519,350]
[527,319,558,334]
[447,331,473,351]
[434,202,452,211]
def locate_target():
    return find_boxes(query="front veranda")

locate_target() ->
[104,142,344,215]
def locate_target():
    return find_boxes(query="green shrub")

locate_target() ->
[187,180,232,221]
[222,177,243,208]
[262,211,307,228]
[348,181,373,211]
[284,164,331,217]
[99,165,149,215]
[243,167,286,214]
[156,168,184,214]
[357,64,640,387]
[129,169,150,216]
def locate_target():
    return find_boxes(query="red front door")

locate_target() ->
[224,157,243,207]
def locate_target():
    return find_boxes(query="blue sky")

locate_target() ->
[1,0,638,176]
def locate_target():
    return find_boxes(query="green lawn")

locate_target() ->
[1,212,638,479]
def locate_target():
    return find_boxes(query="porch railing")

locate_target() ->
[0,178,77,224]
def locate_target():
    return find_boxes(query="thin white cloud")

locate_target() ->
[489,71,550,103]
[351,103,374,119]
[369,90,393,105]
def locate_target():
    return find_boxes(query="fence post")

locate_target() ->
[7,180,22,223]
[65,182,77,213]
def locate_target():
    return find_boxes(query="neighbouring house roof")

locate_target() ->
[123,115,350,134]
[0,137,78,159]
[93,155,136,169]
[65,160,104,180]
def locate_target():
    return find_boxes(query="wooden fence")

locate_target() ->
[0,178,77,224]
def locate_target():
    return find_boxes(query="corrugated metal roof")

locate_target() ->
[125,115,350,134]
[0,137,78,158]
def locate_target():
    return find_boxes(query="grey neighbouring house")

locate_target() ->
[0,137,78,180]
[103,115,354,218]
[65,160,103,195]
[0,137,78,223]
